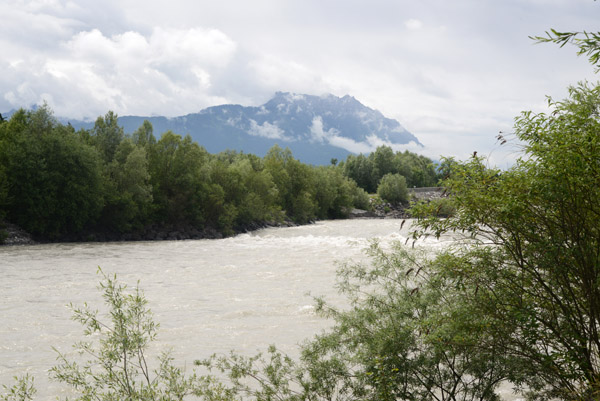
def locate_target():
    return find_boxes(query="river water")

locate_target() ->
[0,219,517,400]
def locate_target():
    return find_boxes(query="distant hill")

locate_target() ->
[18,92,423,165]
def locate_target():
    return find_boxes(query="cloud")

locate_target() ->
[405,19,423,30]
[309,116,421,155]
[328,135,371,154]
[309,116,339,143]
[248,119,290,140]
[248,55,330,95]
[2,26,237,119]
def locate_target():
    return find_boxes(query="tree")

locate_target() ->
[132,119,157,148]
[411,82,600,400]
[376,173,408,204]
[264,145,316,223]
[91,111,124,163]
[149,132,209,227]
[98,139,154,233]
[0,107,103,239]
[0,376,35,401]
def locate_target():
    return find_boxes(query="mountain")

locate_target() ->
[67,92,423,165]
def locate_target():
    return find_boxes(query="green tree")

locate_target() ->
[371,145,395,179]
[376,173,408,204]
[132,119,157,148]
[412,83,600,400]
[149,132,209,227]
[91,111,124,163]
[98,139,153,233]
[343,153,378,193]
[264,145,316,223]
[533,29,600,71]
[0,107,103,239]
[311,166,356,219]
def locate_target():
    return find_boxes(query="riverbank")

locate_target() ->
[0,212,397,246]
[0,218,301,246]
[0,188,445,246]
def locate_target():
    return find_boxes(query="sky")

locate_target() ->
[1,0,599,166]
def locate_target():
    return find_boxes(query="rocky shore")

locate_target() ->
[349,187,445,220]
[0,222,36,245]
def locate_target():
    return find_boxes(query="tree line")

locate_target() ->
[0,107,438,241]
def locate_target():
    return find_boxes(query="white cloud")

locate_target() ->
[309,116,421,155]
[248,54,329,95]
[1,26,237,118]
[405,19,423,30]
[309,116,339,143]
[248,119,290,140]
[328,135,371,154]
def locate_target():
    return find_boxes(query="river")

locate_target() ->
[0,219,517,400]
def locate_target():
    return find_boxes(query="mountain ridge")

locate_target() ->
[14,92,423,165]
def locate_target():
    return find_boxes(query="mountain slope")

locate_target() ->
[79,92,422,164]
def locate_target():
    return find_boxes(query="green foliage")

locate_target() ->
[0,375,35,401]
[0,107,103,239]
[343,153,378,193]
[91,111,125,163]
[376,173,408,204]
[411,197,456,218]
[149,131,210,227]
[200,243,509,401]
[50,269,227,401]
[132,119,157,148]
[411,83,600,399]
[264,145,316,223]
[349,180,371,210]
[343,146,437,194]
[532,29,600,71]
[0,108,385,240]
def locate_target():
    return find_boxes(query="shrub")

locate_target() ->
[376,173,408,204]
[50,269,229,400]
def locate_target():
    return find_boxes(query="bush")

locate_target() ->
[49,269,229,400]
[376,173,408,204]
[0,375,35,401]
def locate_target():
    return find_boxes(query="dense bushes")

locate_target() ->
[0,107,104,239]
[341,145,438,192]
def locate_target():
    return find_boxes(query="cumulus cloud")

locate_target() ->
[2,25,237,119]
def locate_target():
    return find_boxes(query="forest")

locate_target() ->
[0,107,439,242]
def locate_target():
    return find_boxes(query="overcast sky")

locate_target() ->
[1,0,599,165]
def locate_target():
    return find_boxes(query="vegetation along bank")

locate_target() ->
[0,107,443,244]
